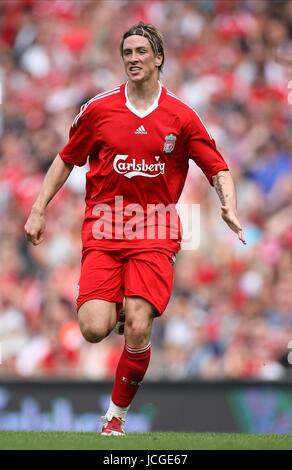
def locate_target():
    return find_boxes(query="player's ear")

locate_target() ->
[155,53,163,68]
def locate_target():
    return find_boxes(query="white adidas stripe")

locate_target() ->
[74,87,120,121]
[72,87,121,126]
[135,125,147,134]
[126,343,151,354]
[166,89,212,140]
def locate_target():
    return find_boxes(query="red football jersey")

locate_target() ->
[59,83,228,253]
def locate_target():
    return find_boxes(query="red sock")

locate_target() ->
[112,343,151,407]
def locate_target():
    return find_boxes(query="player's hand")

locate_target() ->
[24,208,46,245]
[221,205,246,245]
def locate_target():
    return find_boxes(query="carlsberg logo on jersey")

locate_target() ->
[113,154,165,179]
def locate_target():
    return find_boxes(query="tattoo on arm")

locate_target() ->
[213,172,230,206]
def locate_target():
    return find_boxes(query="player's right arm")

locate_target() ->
[24,154,74,245]
[25,99,97,245]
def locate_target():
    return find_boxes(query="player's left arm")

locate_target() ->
[184,108,246,245]
[212,170,246,245]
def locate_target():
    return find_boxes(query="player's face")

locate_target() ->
[122,35,162,82]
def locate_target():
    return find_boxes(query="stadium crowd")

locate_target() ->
[1,0,292,380]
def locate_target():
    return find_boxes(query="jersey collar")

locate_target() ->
[124,81,163,118]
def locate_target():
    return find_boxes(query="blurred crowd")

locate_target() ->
[1,0,292,380]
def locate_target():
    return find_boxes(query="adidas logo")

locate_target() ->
[135,125,147,135]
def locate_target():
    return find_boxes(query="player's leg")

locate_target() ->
[124,296,154,346]
[76,249,124,343]
[112,296,154,404]
[101,296,154,436]
[78,299,117,343]
[101,251,174,436]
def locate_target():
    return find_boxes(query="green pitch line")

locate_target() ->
[0,431,292,450]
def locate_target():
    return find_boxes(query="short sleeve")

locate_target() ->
[185,110,229,185]
[59,102,98,167]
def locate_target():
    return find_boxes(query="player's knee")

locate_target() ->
[79,323,107,343]
[125,318,151,345]
[78,300,116,343]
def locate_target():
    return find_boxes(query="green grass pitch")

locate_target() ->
[0,431,292,450]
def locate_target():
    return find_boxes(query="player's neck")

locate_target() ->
[126,78,161,112]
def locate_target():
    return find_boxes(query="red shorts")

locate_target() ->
[76,248,175,317]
